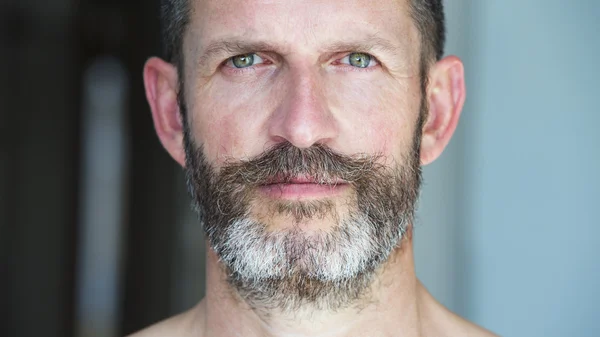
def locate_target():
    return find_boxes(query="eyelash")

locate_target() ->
[221,52,380,75]
[333,53,380,72]
[221,54,271,75]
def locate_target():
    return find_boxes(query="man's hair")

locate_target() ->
[159,0,446,73]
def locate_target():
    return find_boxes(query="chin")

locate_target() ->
[249,195,353,231]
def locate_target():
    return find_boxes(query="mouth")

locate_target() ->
[258,176,349,200]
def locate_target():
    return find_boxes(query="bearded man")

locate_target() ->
[135,0,497,336]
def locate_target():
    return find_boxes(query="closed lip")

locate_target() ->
[258,175,349,199]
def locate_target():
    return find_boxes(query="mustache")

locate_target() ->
[217,142,383,187]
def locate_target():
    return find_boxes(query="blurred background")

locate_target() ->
[0,0,598,336]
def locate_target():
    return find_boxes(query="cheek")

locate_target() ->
[207,117,241,163]
[366,118,395,155]
[189,77,277,165]
[329,75,421,158]
[191,102,248,165]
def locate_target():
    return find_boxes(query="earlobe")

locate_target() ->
[143,57,187,167]
[419,56,466,165]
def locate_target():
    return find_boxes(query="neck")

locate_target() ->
[200,237,426,337]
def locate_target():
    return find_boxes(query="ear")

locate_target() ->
[143,57,186,167]
[420,55,466,166]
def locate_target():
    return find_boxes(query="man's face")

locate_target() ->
[182,0,425,310]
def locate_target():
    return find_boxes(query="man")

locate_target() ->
[136,0,497,336]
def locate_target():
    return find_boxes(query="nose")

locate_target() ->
[267,67,338,149]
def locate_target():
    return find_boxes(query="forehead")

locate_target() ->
[185,0,418,55]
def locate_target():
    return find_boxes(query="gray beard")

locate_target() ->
[184,142,422,312]
[181,99,424,312]
[213,211,410,312]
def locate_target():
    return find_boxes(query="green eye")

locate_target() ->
[231,54,255,68]
[348,52,372,68]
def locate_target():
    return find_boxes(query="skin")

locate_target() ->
[136,0,498,336]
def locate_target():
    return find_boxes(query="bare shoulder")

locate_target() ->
[423,308,499,337]
[450,314,499,337]
[127,303,204,337]
[417,282,499,337]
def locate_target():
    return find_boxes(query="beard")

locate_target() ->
[182,103,424,312]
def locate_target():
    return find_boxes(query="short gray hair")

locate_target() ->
[160,0,191,68]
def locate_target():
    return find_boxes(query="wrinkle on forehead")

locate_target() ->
[180,0,422,127]
[184,0,419,65]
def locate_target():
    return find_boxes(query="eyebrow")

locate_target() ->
[199,40,280,67]
[197,34,403,68]
[320,35,401,55]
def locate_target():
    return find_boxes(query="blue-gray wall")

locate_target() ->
[416,1,600,336]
